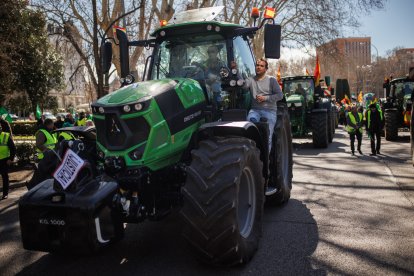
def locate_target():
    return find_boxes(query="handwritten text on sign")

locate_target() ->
[53,149,85,190]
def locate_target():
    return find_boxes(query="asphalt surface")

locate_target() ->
[0,125,413,275]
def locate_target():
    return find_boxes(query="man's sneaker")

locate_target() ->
[351,151,355,156]
[376,150,381,155]
[358,149,363,155]
[2,195,8,200]
[370,152,376,156]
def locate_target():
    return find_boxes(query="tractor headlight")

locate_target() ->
[230,80,236,87]
[219,67,229,78]
[123,105,131,112]
[295,102,302,107]
[125,74,135,85]
[128,145,145,161]
[99,107,105,113]
[231,68,238,75]
[134,103,143,111]
[206,25,213,31]
[237,79,245,86]
[215,26,220,32]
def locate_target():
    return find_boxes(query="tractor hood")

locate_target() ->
[286,94,304,104]
[95,79,179,106]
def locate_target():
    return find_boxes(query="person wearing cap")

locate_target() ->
[346,105,363,155]
[365,103,384,155]
[0,123,16,200]
[34,118,57,161]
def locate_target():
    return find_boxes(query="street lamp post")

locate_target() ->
[371,43,379,63]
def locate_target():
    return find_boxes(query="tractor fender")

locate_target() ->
[198,121,268,179]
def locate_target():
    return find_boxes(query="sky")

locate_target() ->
[344,0,414,57]
[282,0,414,60]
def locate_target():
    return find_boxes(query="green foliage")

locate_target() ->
[0,2,65,112]
[15,142,36,166]
[6,94,31,115]
[11,121,38,136]
[44,96,59,113]
[0,0,27,95]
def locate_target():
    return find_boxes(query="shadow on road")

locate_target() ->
[14,199,323,275]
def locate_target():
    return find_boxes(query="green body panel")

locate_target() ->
[175,79,207,108]
[96,79,177,105]
[286,94,307,136]
[94,78,206,171]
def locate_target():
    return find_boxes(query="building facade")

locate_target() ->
[317,37,373,96]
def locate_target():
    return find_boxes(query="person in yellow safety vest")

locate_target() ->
[75,112,87,126]
[57,131,76,143]
[365,103,384,156]
[35,118,57,161]
[346,105,363,155]
[0,123,16,200]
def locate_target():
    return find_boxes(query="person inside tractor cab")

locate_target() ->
[403,83,412,96]
[192,45,226,104]
[295,83,306,96]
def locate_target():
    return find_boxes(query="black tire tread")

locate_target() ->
[181,137,264,266]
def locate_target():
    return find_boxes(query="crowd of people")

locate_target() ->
[0,110,95,199]
[338,100,384,156]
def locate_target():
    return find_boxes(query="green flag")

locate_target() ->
[0,106,12,123]
[36,104,41,120]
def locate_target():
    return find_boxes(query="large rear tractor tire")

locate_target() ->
[267,106,293,205]
[181,137,264,266]
[385,109,399,141]
[312,111,329,148]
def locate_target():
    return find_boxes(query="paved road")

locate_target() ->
[1,126,413,275]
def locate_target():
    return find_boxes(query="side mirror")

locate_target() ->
[101,41,112,74]
[264,24,281,59]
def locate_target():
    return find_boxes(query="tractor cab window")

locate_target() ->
[232,36,255,79]
[283,79,314,103]
[392,81,414,98]
[151,34,227,101]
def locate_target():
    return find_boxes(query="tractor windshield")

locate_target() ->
[283,79,314,102]
[391,81,414,98]
[151,34,227,81]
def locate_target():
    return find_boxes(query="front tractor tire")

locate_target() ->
[385,109,399,141]
[181,137,264,266]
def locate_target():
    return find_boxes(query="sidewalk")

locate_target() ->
[0,165,34,193]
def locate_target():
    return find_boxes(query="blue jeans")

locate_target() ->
[247,109,277,151]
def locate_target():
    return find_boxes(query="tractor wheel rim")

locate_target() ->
[238,167,256,238]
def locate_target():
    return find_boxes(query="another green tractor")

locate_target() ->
[282,76,335,148]
[19,6,293,266]
[383,77,414,141]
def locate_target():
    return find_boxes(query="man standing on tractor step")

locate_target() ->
[0,123,16,200]
[346,105,363,155]
[244,58,283,151]
[366,103,384,156]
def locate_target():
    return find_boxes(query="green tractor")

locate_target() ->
[383,76,414,141]
[19,7,293,266]
[282,76,335,148]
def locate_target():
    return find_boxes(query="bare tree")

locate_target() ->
[31,0,144,99]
